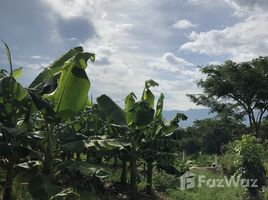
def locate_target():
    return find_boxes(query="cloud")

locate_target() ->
[94,57,111,65]
[41,0,97,19]
[40,0,206,110]
[181,13,268,62]
[224,0,268,14]
[208,61,222,65]
[173,19,197,29]
[115,24,134,32]
[149,52,194,72]
[3,0,231,110]
[56,17,95,42]
[31,56,42,59]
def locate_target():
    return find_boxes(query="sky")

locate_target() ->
[0,0,268,110]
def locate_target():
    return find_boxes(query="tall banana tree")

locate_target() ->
[141,93,187,194]
[1,42,95,199]
[97,80,160,199]
[28,46,95,175]
[0,41,40,200]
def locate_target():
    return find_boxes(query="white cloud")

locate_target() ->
[31,55,42,59]
[208,61,222,65]
[14,0,207,110]
[41,0,98,19]
[31,55,51,60]
[181,13,268,62]
[115,24,134,32]
[173,19,197,29]
[149,52,194,72]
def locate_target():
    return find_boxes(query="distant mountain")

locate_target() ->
[163,108,216,128]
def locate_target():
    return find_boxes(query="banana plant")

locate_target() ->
[0,126,41,200]
[0,41,40,200]
[97,80,159,199]
[1,46,95,200]
[140,93,187,194]
[28,46,95,175]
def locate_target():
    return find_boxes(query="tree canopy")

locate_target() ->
[188,56,268,137]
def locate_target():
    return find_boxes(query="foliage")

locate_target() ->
[183,118,245,154]
[220,142,237,176]
[188,56,268,137]
[234,135,266,199]
[0,43,95,200]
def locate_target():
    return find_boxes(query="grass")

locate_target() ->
[167,168,244,200]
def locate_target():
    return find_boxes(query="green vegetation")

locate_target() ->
[1,42,268,200]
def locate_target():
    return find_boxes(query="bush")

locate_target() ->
[234,135,266,200]
[221,142,237,176]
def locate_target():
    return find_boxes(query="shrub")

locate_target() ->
[234,135,266,200]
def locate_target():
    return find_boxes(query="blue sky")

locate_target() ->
[0,0,267,110]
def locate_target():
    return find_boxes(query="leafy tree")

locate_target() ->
[184,118,245,154]
[188,57,268,137]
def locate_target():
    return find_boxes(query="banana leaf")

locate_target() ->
[29,46,84,92]
[97,95,126,126]
[44,52,94,120]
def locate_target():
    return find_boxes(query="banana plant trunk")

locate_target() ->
[76,153,81,160]
[120,158,127,185]
[130,142,137,200]
[146,161,153,194]
[3,158,15,200]
[113,156,117,167]
[86,149,90,161]
[44,124,54,174]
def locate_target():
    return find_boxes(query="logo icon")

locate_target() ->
[180,171,196,190]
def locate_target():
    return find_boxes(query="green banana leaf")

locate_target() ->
[12,67,22,79]
[44,52,94,120]
[124,92,136,125]
[97,95,127,126]
[29,46,84,92]
[163,113,188,135]
[0,40,13,74]
[0,76,27,101]
[141,80,158,109]
[131,101,155,126]
[155,93,164,120]
[57,160,109,179]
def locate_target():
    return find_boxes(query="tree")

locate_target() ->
[184,118,245,154]
[188,56,268,137]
